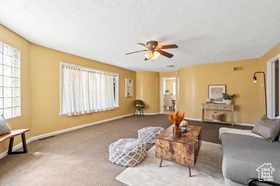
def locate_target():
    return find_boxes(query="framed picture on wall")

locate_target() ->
[125,79,134,97]
[208,84,226,103]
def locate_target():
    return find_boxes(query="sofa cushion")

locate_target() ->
[221,133,280,185]
[252,116,280,141]
[0,115,11,136]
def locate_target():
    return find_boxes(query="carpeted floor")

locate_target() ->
[187,120,252,144]
[116,142,224,186]
[0,115,252,186]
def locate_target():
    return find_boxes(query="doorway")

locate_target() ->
[160,77,176,113]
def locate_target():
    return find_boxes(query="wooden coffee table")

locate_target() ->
[155,124,202,177]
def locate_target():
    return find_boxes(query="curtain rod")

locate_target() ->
[60,62,119,76]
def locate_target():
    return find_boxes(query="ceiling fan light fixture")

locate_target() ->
[152,51,160,59]
[144,51,153,59]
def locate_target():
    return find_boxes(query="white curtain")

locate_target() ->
[60,63,119,116]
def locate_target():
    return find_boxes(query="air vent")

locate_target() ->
[166,65,175,68]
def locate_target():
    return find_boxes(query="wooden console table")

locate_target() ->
[155,125,202,177]
[202,103,234,123]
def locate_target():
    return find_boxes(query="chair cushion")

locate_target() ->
[252,116,280,141]
[0,115,11,136]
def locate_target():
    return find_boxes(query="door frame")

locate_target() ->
[160,77,176,113]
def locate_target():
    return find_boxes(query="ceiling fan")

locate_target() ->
[126,40,178,61]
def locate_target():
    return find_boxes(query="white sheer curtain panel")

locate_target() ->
[60,63,119,116]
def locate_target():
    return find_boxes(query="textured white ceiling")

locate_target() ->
[1,0,280,72]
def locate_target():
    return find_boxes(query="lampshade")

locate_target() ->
[144,51,153,59]
[152,51,160,59]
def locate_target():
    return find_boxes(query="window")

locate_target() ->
[60,63,119,116]
[0,42,21,119]
[267,56,280,118]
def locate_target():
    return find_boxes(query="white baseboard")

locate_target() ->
[0,139,30,159]
[0,152,7,159]
[30,113,133,142]
[0,113,134,160]
[185,117,254,127]
[143,112,161,115]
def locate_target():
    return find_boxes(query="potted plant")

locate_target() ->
[222,93,237,105]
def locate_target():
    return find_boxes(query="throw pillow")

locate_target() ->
[252,115,280,142]
[0,115,11,135]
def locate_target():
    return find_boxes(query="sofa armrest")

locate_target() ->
[219,127,263,140]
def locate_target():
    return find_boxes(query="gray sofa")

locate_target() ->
[221,132,280,186]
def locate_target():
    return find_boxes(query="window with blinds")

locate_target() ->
[0,42,21,119]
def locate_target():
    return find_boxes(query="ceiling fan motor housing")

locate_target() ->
[146,40,158,51]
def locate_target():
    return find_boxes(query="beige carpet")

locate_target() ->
[0,115,241,186]
[116,141,224,186]
[0,115,171,186]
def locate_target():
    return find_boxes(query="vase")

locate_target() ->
[173,124,181,138]
[224,99,232,105]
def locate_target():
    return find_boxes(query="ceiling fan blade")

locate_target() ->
[161,44,178,49]
[125,49,147,55]
[137,43,146,47]
[157,49,174,58]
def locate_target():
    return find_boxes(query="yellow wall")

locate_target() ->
[30,44,136,136]
[1,22,280,155]
[0,25,32,152]
[176,42,280,124]
[159,71,177,78]
[0,25,136,153]
[136,72,160,113]
[261,42,280,62]
[177,58,267,124]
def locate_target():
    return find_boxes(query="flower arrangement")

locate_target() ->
[168,112,185,138]
[168,112,185,127]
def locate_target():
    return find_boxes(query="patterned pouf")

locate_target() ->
[109,138,147,167]
[138,127,164,144]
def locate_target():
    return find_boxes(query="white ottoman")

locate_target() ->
[109,138,147,167]
[138,127,164,144]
